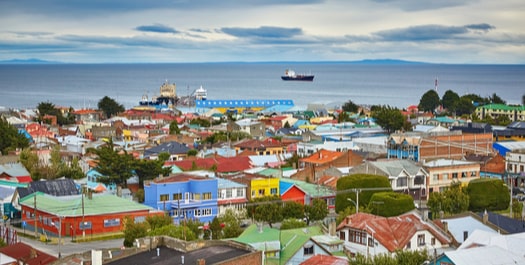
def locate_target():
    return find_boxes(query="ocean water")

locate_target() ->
[0,63,523,110]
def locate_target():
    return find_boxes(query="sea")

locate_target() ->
[0,63,523,111]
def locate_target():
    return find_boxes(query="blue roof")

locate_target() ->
[196,99,294,108]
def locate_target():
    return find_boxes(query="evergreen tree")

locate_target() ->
[371,105,408,134]
[304,199,328,225]
[97,96,125,119]
[418,89,440,113]
[441,90,460,112]
[0,117,29,155]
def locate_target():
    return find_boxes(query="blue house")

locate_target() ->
[143,173,218,224]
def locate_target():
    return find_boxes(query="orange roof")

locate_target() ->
[301,149,344,164]
[337,212,451,252]
[71,109,99,115]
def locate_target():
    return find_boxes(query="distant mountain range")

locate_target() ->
[0,58,427,65]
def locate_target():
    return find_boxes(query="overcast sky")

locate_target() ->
[1,0,524,64]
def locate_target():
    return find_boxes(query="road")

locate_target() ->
[15,230,124,258]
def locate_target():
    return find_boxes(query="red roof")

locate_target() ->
[337,212,451,252]
[300,255,347,265]
[0,242,57,265]
[301,149,344,165]
[167,156,252,173]
[15,176,33,183]
[218,197,248,205]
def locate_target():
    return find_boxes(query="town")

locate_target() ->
[0,85,525,265]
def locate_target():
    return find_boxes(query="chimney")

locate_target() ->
[483,209,488,224]
[463,231,468,241]
[197,259,206,265]
[442,221,448,233]
[329,219,336,236]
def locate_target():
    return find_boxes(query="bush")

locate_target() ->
[336,174,392,213]
[368,192,415,217]
[467,178,510,212]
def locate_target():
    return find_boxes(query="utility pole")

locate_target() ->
[82,186,85,238]
[33,195,37,238]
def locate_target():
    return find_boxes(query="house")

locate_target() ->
[19,192,163,239]
[476,211,525,234]
[475,103,525,123]
[280,178,336,211]
[232,118,266,139]
[0,163,32,183]
[233,138,286,155]
[505,149,525,187]
[13,179,81,216]
[0,242,57,265]
[0,186,17,221]
[168,156,252,174]
[143,173,218,224]
[350,159,428,201]
[437,212,499,245]
[493,121,525,141]
[387,131,493,162]
[294,150,363,183]
[143,141,190,161]
[71,109,102,124]
[84,169,117,193]
[451,122,492,134]
[233,224,341,265]
[464,153,505,179]
[299,254,347,265]
[217,177,248,216]
[423,159,480,193]
[224,173,279,200]
[435,229,525,265]
[336,212,453,258]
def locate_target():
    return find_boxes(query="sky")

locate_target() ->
[0,0,524,64]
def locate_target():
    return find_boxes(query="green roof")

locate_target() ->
[20,192,158,217]
[477,104,525,111]
[233,224,324,265]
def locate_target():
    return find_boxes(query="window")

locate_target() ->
[461,172,467,178]
[237,188,244,197]
[442,173,449,180]
[368,237,375,247]
[339,231,346,241]
[203,192,212,200]
[406,242,411,249]
[226,189,232,198]
[258,189,265,196]
[134,216,146,223]
[431,237,436,246]
[173,193,182,200]
[104,218,120,228]
[160,194,169,201]
[433,174,438,181]
[193,193,201,201]
[270,188,278,195]
[303,244,314,255]
[80,221,92,230]
[348,229,367,245]
[417,234,425,246]
[452,173,458,179]
[396,177,408,187]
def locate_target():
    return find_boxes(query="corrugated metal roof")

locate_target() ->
[20,192,159,217]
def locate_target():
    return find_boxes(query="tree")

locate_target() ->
[97,96,124,119]
[342,100,359,113]
[88,140,135,186]
[467,178,509,212]
[0,117,30,155]
[169,120,180,135]
[368,192,415,217]
[441,90,460,113]
[336,174,392,213]
[209,216,222,239]
[218,208,244,238]
[281,218,307,229]
[455,96,476,116]
[489,93,506,104]
[247,196,282,228]
[134,158,170,187]
[282,201,305,220]
[123,216,149,247]
[36,101,74,125]
[349,249,429,265]
[418,89,440,113]
[304,199,328,225]
[427,181,469,217]
[187,149,198,157]
[19,148,41,180]
[371,105,409,134]
[146,214,173,231]
[56,156,85,179]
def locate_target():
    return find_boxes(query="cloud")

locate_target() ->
[374,24,495,41]
[135,24,179,34]
[221,26,303,39]
[369,0,472,11]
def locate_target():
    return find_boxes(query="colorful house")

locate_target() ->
[143,173,218,223]
[225,173,279,200]
[280,178,335,210]
[19,192,162,239]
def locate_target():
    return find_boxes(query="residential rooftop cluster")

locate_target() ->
[0,98,525,265]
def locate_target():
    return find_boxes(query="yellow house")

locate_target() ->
[225,173,280,200]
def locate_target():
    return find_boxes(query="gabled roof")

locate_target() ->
[301,149,344,165]
[445,245,525,265]
[299,254,347,265]
[280,178,335,198]
[368,159,426,176]
[0,163,31,178]
[337,212,451,252]
[16,178,80,199]
[144,141,190,156]
[0,242,57,265]
[167,156,252,173]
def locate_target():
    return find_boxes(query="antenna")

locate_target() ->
[434,77,438,91]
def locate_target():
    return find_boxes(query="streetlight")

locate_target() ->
[347,189,360,213]
[347,198,358,214]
